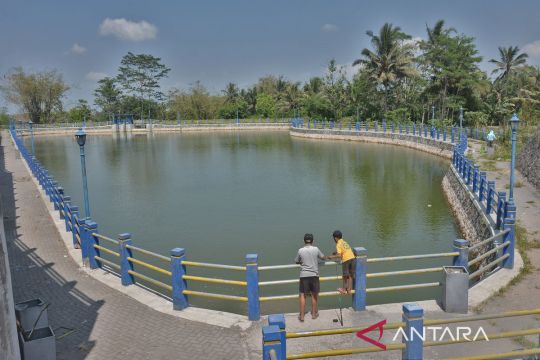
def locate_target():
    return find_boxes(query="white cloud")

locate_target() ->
[70,43,87,54]
[85,72,108,81]
[99,18,157,41]
[523,40,540,59]
[321,23,339,33]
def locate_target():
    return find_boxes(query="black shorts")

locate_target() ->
[342,259,356,277]
[299,276,320,295]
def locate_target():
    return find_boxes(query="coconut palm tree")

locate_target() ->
[489,46,528,82]
[222,82,240,104]
[353,23,417,113]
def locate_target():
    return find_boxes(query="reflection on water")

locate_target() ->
[30,131,459,314]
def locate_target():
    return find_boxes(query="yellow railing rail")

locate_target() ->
[92,233,119,244]
[128,270,172,291]
[182,290,248,302]
[95,256,120,270]
[445,349,540,360]
[181,260,246,271]
[469,253,509,280]
[367,267,442,279]
[286,343,405,359]
[468,241,509,267]
[182,275,246,286]
[424,328,540,348]
[127,257,172,277]
[469,229,509,251]
[368,252,459,263]
[94,244,120,257]
[125,244,170,263]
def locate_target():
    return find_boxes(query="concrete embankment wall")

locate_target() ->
[18,124,289,137]
[0,195,21,360]
[289,127,454,159]
[517,126,540,189]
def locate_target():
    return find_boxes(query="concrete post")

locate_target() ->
[478,172,487,202]
[171,248,189,310]
[392,123,395,133]
[402,304,424,360]
[412,123,416,135]
[443,128,447,141]
[486,181,495,215]
[85,220,100,269]
[56,187,64,212]
[63,201,72,231]
[472,165,480,193]
[268,314,286,359]
[71,209,80,249]
[452,239,469,269]
[353,247,367,311]
[451,127,455,143]
[496,192,506,229]
[399,123,403,134]
[246,254,260,320]
[78,219,88,263]
[406,124,409,134]
[502,215,516,269]
[262,325,283,360]
[118,233,134,286]
[466,161,472,185]
[383,121,387,133]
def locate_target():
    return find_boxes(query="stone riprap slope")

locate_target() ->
[517,126,540,189]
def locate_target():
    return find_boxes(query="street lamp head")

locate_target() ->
[510,113,520,131]
[75,128,87,147]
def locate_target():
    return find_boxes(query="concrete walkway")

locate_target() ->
[0,133,252,360]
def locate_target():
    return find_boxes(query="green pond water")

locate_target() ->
[29,130,459,315]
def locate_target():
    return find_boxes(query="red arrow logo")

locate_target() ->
[355,320,387,350]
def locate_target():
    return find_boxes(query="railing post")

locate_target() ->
[118,233,134,286]
[246,254,260,320]
[383,121,387,133]
[171,248,189,310]
[502,203,516,269]
[402,304,424,360]
[262,325,283,360]
[451,127,455,143]
[486,181,495,215]
[268,314,286,359]
[391,122,395,133]
[443,128,447,141]
[412,123,416,135]
[496,192,506,229]
[352,247,367,311]
[478,172,487,202]
[85,220,100,269]
[56,187,64,212]
[472,165,480,193]
[78,219,88,262]
[452,239,469,270]
[71,210,80,249]
[63,201,72,231]
[466,161,472,185]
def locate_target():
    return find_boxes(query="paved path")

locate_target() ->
[0,133,252,360]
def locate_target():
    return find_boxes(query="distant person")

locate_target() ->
[295,233,325,322]
[326,230,356,294]
[487,130,496,148]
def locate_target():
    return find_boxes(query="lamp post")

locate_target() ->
[29,120,35,156]
[508,113,520,205]
[75,129,91,219]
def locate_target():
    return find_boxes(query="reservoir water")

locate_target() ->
[29,130,459,314]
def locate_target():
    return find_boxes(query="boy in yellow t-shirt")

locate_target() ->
[326,230,355,294]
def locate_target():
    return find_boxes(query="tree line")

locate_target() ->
[2,20,539,128]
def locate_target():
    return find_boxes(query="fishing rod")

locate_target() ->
[332,257,344,326]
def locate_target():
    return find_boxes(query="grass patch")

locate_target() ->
[514,335,537,349]
[526,200,535,204]
[473,222,531,312]
[505,181,523,189]
[481,160,498,171]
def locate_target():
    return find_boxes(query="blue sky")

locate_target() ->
[1,0,540,110]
